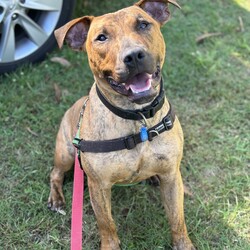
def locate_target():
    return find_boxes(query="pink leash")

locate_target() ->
[71,98,89,250]
[71,151,84,250]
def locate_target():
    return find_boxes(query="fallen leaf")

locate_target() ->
[50,57,71,67]
[57,209,66,216]
[26,127,38,137]
[196,32,222,44]
[184,185,193,197]
[238,16,244,32]
[54,83,62,103]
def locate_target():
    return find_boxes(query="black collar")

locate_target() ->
[96,78,165,120]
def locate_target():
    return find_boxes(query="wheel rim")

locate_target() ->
[0,0,63,63]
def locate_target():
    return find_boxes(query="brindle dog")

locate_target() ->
[48,1,195,249]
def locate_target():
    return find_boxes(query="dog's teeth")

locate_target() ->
[124,84,130,90]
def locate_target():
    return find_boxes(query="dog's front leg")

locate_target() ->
[159,170,195,250]
[88,178,120,250]
[48,126,75,212]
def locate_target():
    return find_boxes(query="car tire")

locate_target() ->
[0,0,76,74]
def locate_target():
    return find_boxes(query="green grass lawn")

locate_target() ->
[0,0,249,249]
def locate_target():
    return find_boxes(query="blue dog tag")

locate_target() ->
[140,126,148,142]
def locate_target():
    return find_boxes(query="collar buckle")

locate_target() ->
[141,100,158,118]
[124,135,136,150]
[163,114,173,130]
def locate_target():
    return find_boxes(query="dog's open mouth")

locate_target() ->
[125,72,152,93]
[107,67,161,104]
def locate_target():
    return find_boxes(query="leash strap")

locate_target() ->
[73,102,175,153]
[71,97,89,250]
[71,151,84,250]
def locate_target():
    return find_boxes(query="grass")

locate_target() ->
[0,0,249,249]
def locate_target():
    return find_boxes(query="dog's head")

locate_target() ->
[55,0,180,104]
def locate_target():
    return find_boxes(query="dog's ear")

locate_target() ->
[135,0,180,25]
[54,16,94,51]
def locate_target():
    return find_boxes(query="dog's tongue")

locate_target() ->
[125,73,152,94]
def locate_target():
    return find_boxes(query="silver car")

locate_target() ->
[0,0,75,74]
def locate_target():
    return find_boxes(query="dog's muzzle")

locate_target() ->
[106,66,161,104]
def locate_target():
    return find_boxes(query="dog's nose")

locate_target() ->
[123,49,146,68]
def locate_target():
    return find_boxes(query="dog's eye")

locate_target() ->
[96,34,107,42]
[139,21,150,30]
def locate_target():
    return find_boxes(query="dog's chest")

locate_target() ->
[80,99,183,183]
[82,128,182,184]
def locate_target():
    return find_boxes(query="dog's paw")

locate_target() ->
[173,238,196,250]
[47,194,66,215]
